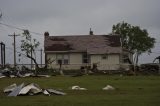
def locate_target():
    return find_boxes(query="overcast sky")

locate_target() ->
[0,0,160,64]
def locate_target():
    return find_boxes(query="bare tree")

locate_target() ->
[21,30,40,75]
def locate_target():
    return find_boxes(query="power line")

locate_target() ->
[5,47,26,56]
[6,46,44,65]
[0,22,43,36]
[0,22,24,31]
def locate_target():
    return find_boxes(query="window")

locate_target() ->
[101,54,108,59]
[56,54,69,64]
[57,59,62,64]
[63,54,69,64]
[82,53,90,63]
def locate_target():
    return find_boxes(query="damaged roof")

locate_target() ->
[44,34,122,54]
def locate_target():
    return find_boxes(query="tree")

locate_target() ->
[21,30,40,74]
[112,22,155,66]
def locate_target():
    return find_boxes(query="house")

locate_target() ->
[44,31,132,71]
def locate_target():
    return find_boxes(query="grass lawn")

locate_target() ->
[0,75,160,106]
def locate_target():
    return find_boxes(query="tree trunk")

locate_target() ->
[58,60,64,75]
[136,54,139,66]
[133,53,137,72]
[27,54,39,76]
[134,52,140,73]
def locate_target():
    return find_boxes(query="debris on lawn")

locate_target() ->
[46,89,66,95]
[3,83,66,96]
[18,83,42,95]
[139,63,160,75]
[71,85,87,90]
[0,73,6,78]
[43,89,50,96]
[0,68,34,78]
[8,83,25,97]
[0,67,52,78]
[3,83,17,93]
[102,85,115,90]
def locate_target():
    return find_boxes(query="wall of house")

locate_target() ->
[46,53,57,69]
[70,53,82,64]
[66,53,84,69]
[90,54,120,64]
[90,54,120,70]
[46,53,83,70]
[46,53,122,70]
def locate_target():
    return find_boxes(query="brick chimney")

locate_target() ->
[44,32,49,37]
[89,28,93,35]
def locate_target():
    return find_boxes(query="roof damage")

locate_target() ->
[44,34,122,54]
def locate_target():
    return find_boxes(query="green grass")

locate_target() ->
[0,75,160,106]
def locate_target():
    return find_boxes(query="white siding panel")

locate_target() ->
[47,53,83,70]
[46,53,121,70]
[91,54,120,64]
[90,54,120,70]
[70,53,82,64]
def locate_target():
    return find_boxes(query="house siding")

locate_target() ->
[46,53,121,70]
[46,53,57,69]
[90,54,120,70]
[70,53,82,64]
[90,54,120,64]
[46,53,84,70]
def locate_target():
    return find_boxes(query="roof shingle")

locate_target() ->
[44,35,122,54]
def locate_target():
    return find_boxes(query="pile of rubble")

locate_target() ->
[0,68,50,78]
[4,83,66,96]
[139,63,160,75]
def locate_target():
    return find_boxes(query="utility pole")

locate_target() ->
[0,42,5,68]
[40,49,43,67]
[3,42,5,67]
[0,42,3,67]
[8,33,20,67]
[31,48,33,69]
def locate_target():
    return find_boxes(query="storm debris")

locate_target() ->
[46,89,66,95]
[102,85,115,90]
[19,83,42,95]
[71,85,87,90]
[8,83,25,97]
[3,83,66,96]
[3,83,17,93]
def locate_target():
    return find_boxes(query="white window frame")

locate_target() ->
[56,54,69,65]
